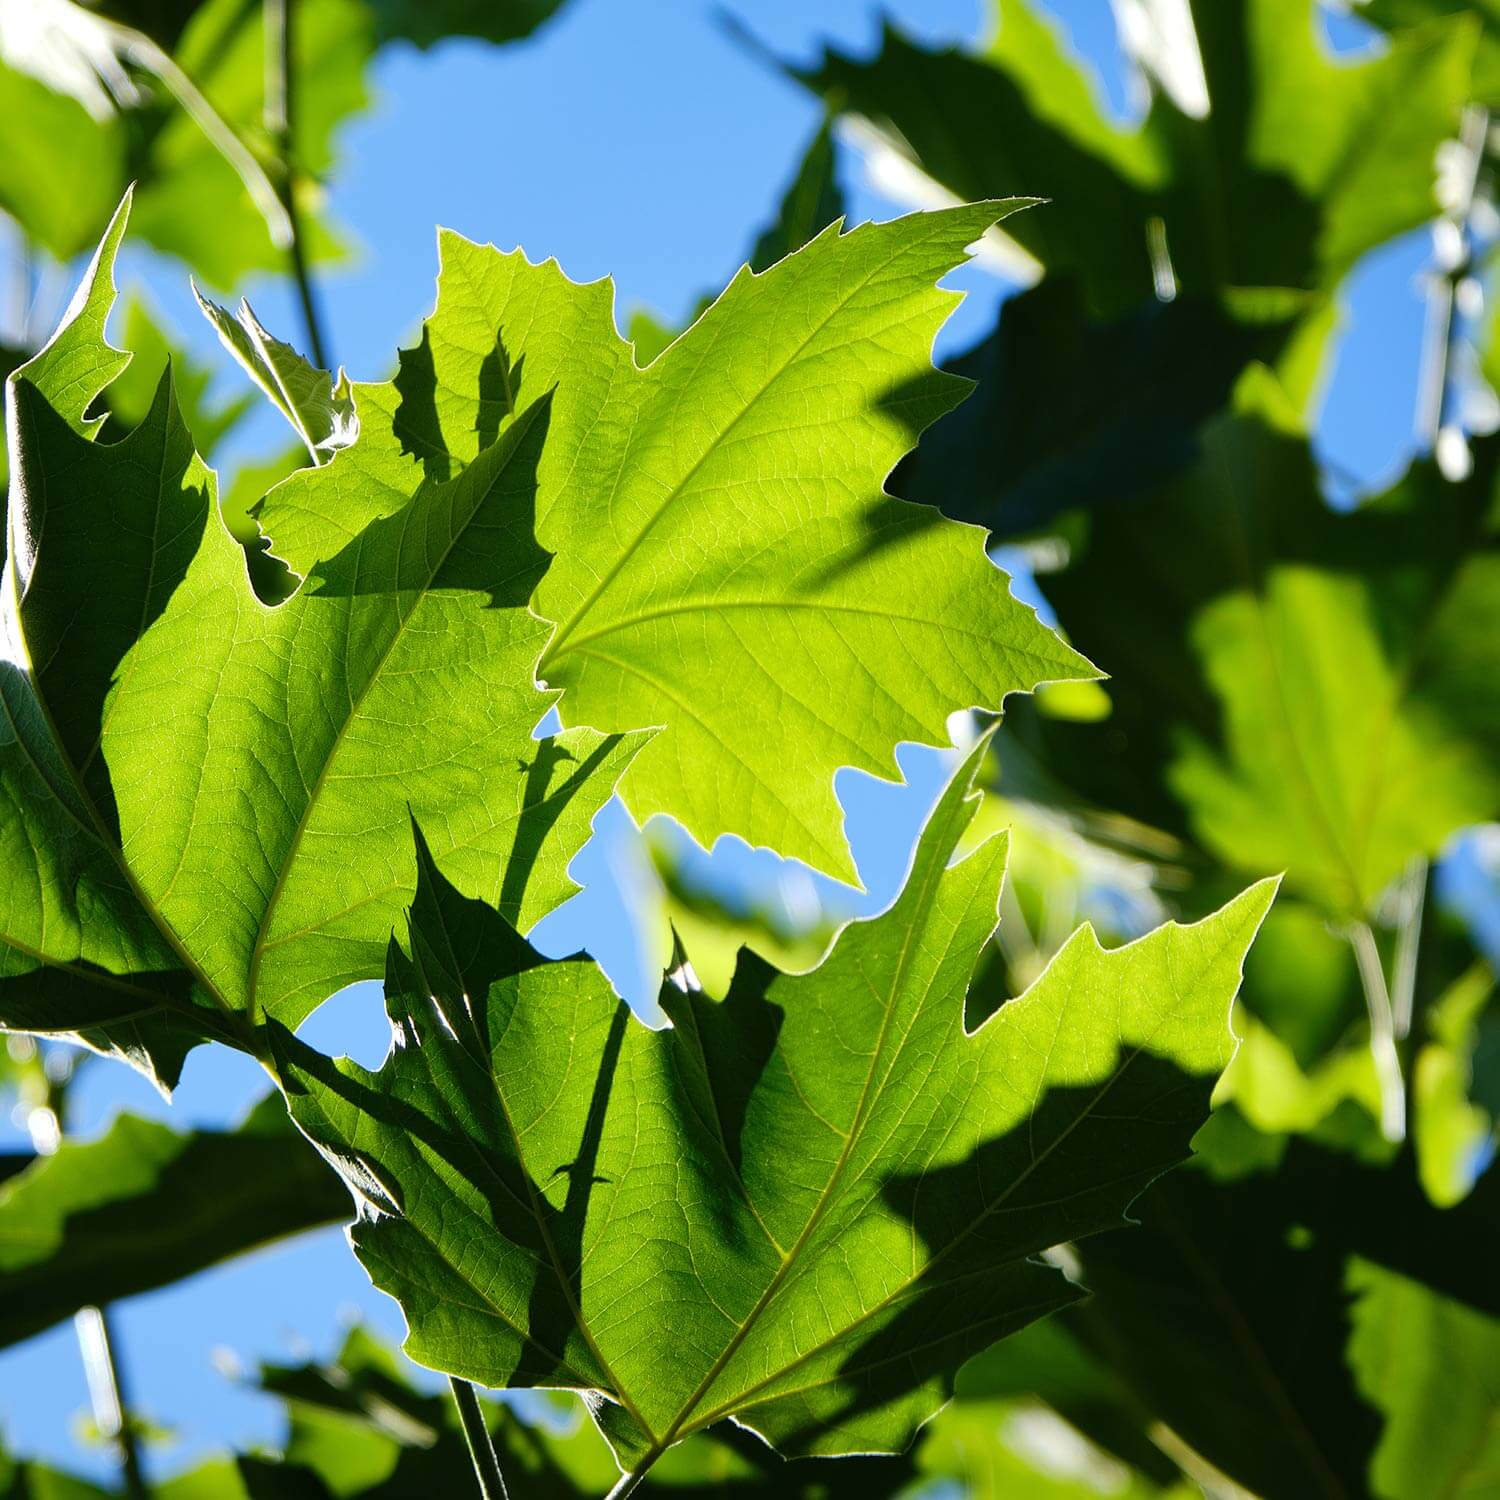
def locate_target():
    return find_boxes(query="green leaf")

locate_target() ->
[0,1095,347,1350]
[1072,1140,1500,1500]
[0,56,129,263]
[952,1318,1180,1487]
[255,202,1093,882]
[127,0,368,289]
[1005,370,1500,922]
[193,290,357,463]
[1069,1163,1381,1500]
[277,742,1273,1473]
[369,0,571,48]
[1347,1259,1500,1500]
[893,278,1315,537]
[1413,962,1498,1207]
[0,1442,115,1500]
[912,1398,1189,1500]
[2,195,640,1075]
[794,0,1475,309]
[1362,0,1500,106]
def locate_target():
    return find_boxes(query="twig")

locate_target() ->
[1417,103,1489,476]
[105,23,292,253]
[450,1377,509,1500]
[75,1306,150,1499]
[264,0,332,368]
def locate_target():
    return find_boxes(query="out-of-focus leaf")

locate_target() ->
[893,278,1314,536]
[0,1095,347,1350]
[1362,0,1500,105]
[914,1399,1189,1500]
[257,203,1091,884]
[1347,1258,1500,1500]
[796,0,1475,310]
[0,1443,115,1500]
[278,744,1273,1471]
[952,1318,1178,1486]
[1008,371,1500,922]
[1073,1139,1500,1499]
[102,296,254,458]
[0,21,129,260]
[1070,1162,1381,1500]
[793,8,1161,313]
[369,0,570,48]
[249,1326,924,1497]
[127,0,367,289]
[1414,962,1498,1206]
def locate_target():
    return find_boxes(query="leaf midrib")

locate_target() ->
[637,800,958,1457]
[536,222,938,677]
[242,399,549,1023]
[683,910,1249,1437]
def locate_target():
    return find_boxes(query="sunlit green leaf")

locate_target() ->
[2,196,639,1077]
[278,742,1272,1475]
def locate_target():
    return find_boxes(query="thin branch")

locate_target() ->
[449,1378,509,1500]
[105,23,292,252]
[1348,922,1406,1144]
[264,0,332,368]
[1417,103,1490,475]
[75,1306,150,1500]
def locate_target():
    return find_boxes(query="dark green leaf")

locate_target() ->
[0,1095,347,1350]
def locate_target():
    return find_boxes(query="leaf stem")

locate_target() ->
[449,1377,509,1500]
[1389,857,1427,1041]
[75,1306,150,1499]
[264,0,332,368]
[1348,921,1406,1143]
[604,1464,657,1500]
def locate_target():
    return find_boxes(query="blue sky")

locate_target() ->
[0,0,1440,1480]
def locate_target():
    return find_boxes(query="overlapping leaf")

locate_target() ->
[797,0,1474,310]
[1,195,639,1080]
[278,743,1273,1477]
[1073,1140,1500,1500]
[260,203,1093,882]
[1347,1258,1500,1500]
[787,0,1471,534]
[1006,370,1500,920]
[0,1095,347,1349]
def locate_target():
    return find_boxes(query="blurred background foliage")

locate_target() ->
[2,0,1500,1496]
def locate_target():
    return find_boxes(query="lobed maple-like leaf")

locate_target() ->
[257,203,1095,884]
[1,194,639,1081]
[794,0,1475,311]
[278,741,1274,1477]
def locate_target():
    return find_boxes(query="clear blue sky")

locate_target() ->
[0,0,1434,1481]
